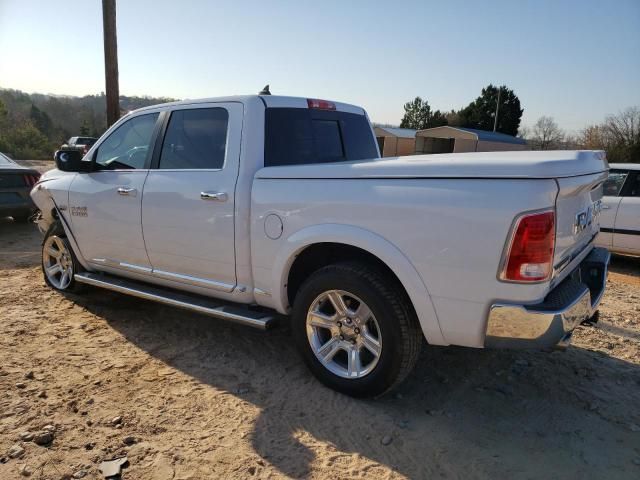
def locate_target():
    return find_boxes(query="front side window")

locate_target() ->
[158,108,229,169]
[603,171,629,196]
[95,113,159,169]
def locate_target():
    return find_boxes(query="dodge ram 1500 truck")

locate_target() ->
[31,94,610,397]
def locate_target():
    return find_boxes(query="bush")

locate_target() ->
[0,121,56,160]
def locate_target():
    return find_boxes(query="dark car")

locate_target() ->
[61,136,98,156]
[0,152,40,222]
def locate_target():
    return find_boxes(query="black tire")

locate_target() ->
[291,261,422,398]
[581,310,600,327]
[41,222,84,293]
[11,213,31,223]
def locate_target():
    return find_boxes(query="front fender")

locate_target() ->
[31,176,91,271]
[270,223,446,346]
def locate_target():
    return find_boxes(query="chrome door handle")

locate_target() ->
[117,187,136,196]
[200,191,228,202]
[601,205,611,210]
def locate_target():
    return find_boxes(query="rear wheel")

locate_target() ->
[42,223,82,292]
[292,262,422,397]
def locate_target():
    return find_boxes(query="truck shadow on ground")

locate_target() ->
[610,253,640,278]
[1,219,638,477]
[71,289,640,479]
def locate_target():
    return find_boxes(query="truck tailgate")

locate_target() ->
[553,171,608,277]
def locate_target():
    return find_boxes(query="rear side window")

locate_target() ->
[264,108,378,167]
[159,108,228,169]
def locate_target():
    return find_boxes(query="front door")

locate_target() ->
[141,103,242,292]
[68,112,160,272]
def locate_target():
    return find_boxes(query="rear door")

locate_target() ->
[613,170,640,254]
[68,112,161,272]
[597,169,628,248]
[141,103,242,292]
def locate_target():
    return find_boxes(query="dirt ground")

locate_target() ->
[0,166,639,479]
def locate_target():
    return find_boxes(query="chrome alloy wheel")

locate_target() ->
[306,290,382,379]
[43,235,73,290]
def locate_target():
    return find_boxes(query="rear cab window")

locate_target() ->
[264,108,378,167]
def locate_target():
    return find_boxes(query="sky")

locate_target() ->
[0,0,639,132]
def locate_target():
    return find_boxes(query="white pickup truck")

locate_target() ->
[32,94,610,397]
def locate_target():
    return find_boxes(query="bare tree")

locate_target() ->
[445,109,462,127]
[562,133,581,150]
[577,107,640,162]
[605,106,639,149]
[517,125,530,140]
[531,116,564,150]
[577,125,611,150]
[102,0,120,127]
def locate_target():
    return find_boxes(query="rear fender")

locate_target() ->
[272,223,447,346]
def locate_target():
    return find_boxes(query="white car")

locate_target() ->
[596,163,640,256]
[31,94,609,397]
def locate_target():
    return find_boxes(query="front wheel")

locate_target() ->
[41,224,82,292]
[292,262,423,397]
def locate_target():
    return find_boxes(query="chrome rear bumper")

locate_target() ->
[485,247,610,349]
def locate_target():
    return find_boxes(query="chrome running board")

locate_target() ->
[74,272,276,330]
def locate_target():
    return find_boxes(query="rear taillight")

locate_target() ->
[307,98,336,110]
[23,174,41,187]
[500,210,555,282]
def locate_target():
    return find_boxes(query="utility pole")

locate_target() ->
[492,86,501,132]
[102,0,120,127]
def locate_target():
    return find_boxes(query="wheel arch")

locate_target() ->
[271,224,446,346]
[47,205,91,271]
[31,175,91,272]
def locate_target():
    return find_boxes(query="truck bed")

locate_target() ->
[256,150,608,180]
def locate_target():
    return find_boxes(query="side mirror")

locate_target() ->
[54,149,94,172]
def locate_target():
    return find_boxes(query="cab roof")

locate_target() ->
[609,163,640,170]
[134,95,366,115]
